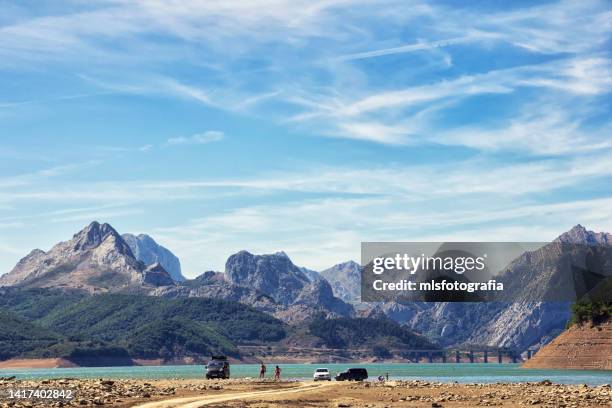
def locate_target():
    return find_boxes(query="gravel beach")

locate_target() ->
[0,377,610,407]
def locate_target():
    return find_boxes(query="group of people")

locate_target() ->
[259,362,281,380]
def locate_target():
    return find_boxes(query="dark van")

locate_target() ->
[335,368,368,381]
[205,355,230,379]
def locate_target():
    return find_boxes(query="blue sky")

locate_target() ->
[1,0,611,277]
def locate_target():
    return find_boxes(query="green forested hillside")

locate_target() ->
[0,310,63,359]
[0,289,286,362]
[308,317,436,353]
[38,294,286,343]
[125,318,238,358]
[0,288,86,320]
[1,289,439,364]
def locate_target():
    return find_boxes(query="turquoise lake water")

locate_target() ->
[1,364,610,386]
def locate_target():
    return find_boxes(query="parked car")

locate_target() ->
[313,367,331,381]
[205,355,230,379]
[335,368,368,381]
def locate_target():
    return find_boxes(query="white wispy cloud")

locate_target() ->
[2,150,612,206]
[337,36,474,61]
[288,57,612,148]
[152,194,612,274]
[3,0,608,152]
[1,152,611,274]
[166,131,224,146]
[1,0,611,275]
[0,92,116,109]
[0,161,101,189]
[438,99,612,155]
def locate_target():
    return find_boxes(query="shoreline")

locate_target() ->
[0,358,529,370]
[0,355,536,370]
[2,357,611,371]
[0,359,77,369]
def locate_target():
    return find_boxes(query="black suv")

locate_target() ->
[205,356,230,379]
[335,368,368,381]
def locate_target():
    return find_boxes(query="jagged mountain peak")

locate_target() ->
[225,250,302,280]
[72,221,129,253]
[0,221,176,292]
[122,232,184,282]
[19,248,46,261]
[224,250,353,317]
[326,260,361,276]
[334,260,360,268]
[556,224,612,246]
[320,260,362,302]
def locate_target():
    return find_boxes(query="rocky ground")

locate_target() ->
[523,321,612,370]
[0,377,239,407]
[0,378,609,407]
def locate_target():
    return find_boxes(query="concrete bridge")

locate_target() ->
[390,348,532,363]
[238,345,534,363]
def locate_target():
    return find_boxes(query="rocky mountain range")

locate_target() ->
[224,251,352,317]
[0,222,353,323]
[360,225,612,351]
[157,250,354,322]
[1,222,609,352]
[122,233,185,282]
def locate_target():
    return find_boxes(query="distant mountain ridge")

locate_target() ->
[320,260,362,302]
[2,222,610,353]
[0,222,353,323]
[0,222,174,292]
[556,224,612,245]
[122,233,185,282]
[222,250,353,321]
[225,250,311,304]
[360,225,612,352]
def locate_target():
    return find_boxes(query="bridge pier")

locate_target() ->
[422,348,521,364]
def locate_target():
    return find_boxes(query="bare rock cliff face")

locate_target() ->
[122,233,185,282]
[320,260,362,302]
[223,250,354,320]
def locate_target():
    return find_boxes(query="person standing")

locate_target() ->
[274,365,281,381]
[259,362,266,379]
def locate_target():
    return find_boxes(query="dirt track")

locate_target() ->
[132,381,332,408]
